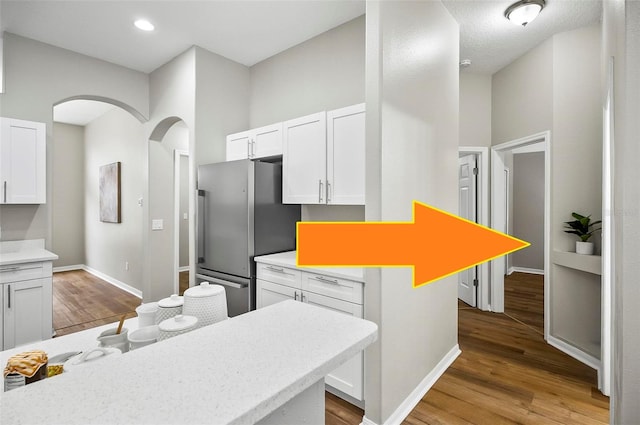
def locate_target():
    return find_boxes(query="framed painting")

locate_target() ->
[99,162,121,223]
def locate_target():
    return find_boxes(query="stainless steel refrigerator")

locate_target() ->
[196,159,300,317]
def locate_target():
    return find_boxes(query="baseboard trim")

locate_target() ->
[83,265,143,299]
[547,335,600,371]
[361,344,461,425]
[53,264,84,273]
[509,266,544,275]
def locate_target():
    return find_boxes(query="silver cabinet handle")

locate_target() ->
[7,284,11,309]
[266,265,285,273]
[294,291,298,301]
[301,292,307,302]
[247,141,251,158]
[3,181,6,203]
[327,181,332,203]
[319,180,324,203]
[251,139,256,157]
[315,275,339,284]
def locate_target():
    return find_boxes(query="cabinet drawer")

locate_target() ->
[0,262,51,284]
[256,263,301,288]
[301,272,363,305]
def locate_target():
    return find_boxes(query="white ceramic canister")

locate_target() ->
[158,315,198,341]
[136,302,158,328]
[183,282,228,328]
[155,294,184,324]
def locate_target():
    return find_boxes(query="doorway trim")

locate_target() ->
[173,149,189,295]
[490,131,550,340]
[458,147,490,311]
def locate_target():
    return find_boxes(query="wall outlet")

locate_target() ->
[125,261,129,271]
[183,213,188,220]
[152,219,164,230]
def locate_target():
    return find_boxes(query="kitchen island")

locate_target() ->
[0,300,377,424]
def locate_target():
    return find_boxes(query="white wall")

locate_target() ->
[179,154,189,268]
[364,1,459,423]
[603,0,640,422]
[149,122,188,293]
[511,152,545,270]
[52,122,85,267]
[492,24,603,360]
[145,48,196,302]
[0,33,148,249]
[84,107,145,291]
[492,38,554,145]
[459,72,492,147]
[250,15,365,223]
[144,46,250,301]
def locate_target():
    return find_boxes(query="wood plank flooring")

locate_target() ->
[52,270,608,424]
[53,270,140,337]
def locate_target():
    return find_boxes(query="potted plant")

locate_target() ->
[564,212,601,255]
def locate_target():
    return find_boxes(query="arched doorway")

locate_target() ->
[51,97,146,299]
[146,117,193,301]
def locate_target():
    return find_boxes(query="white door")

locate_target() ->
[282,112,327,204]
[252,123,283,159]
[458,154,477,307]
[256,279,297,308]
[3,278,47,349]
[303,291,364,401]
[327,103,365,205]
[226,130,250,161]
[0,118,46,204]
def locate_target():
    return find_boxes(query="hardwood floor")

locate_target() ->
[504,272,544,335]
[52,270,608,424]
[53,270,140,337]
[179,270,189,295]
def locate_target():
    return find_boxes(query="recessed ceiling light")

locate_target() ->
[505,0,545,27]
[134,19,155,32]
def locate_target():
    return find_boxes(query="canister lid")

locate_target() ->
[184,282,226,299]
[158,294,184,308]
[158,315,198,332]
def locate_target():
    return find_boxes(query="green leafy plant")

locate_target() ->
[564,212,601,242]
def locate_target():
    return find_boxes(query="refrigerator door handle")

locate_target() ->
[197,189,206,263]
[196,274,248,289]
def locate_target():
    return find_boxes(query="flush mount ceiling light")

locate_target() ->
[504,0,545,27]
[134,19,155,32]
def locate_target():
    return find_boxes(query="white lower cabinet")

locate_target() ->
[0,261,53,350]
[256,263,364,402]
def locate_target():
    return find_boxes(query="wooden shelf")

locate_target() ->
[552,250,602,275]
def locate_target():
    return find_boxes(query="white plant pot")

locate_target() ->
[576,241,594,255]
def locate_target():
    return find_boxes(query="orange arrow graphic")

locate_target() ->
[296,200,529,288]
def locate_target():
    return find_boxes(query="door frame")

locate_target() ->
[173,149,189,294]
[490,132,550,340]
[458,147,490,311]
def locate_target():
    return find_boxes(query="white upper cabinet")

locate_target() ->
[0,118,46,204]
[226,122,283,161]
[327,103,366,205]
[282,112,327,204]
[282,104,365,205]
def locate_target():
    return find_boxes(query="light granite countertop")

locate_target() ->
[0,239,58,266]
[0,300,377,425]
[254,251,365,282]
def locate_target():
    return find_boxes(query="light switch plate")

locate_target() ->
[152,219,164,230]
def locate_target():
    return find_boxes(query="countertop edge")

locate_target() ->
[255,252,365,282]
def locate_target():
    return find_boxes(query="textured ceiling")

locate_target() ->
[1,0,365,73]
[442,0,602,74]
[2,1,602,79]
